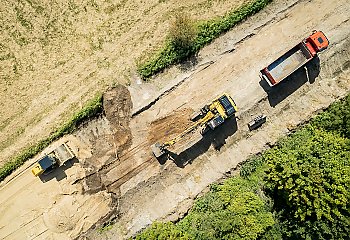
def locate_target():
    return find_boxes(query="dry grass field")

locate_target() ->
[0,0,252,166]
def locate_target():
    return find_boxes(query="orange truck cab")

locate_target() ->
[261,31,329,87]
[306,31,329,52]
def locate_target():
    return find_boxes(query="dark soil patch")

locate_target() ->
[148,108,194,150]
[103,85,133,157]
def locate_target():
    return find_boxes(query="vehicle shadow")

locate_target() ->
[159,117,238,167]
[259,56,320,107]
[39,158,79,183]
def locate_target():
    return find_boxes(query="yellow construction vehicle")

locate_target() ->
[151,93,238,158]
[31,143,75,177]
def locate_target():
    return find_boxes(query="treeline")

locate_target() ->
[134,94,350,240]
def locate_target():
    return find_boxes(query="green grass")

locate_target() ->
[137,0,272,79]
[98,222,114,233]
[0,93,103,182]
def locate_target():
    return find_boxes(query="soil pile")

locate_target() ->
[76,85,133,194]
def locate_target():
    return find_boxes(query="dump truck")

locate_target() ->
[31,143,75,177]
[261,31,329,87]
[151,93,238,158]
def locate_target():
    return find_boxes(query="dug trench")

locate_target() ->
[71,85,198,231]
[74,85,134,195]
[59,85,134,235]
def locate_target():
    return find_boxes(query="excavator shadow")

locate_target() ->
[259,56,320,107]
[164,117,238,168]
[39,158,79,183]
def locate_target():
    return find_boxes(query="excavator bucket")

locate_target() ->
[151,143,166,158]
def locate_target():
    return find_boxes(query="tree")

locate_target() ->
[265,127,350,239]
[178,178,274,240]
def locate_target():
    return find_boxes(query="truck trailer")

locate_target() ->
[261,31,329,87]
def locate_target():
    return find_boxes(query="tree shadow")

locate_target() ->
[259,56,320,107]
[179,54,199,72]
[39,158,79,183]
[160,117,238,167]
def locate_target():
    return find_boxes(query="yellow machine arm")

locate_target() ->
[162,111,215,148]
[151,93,237,158]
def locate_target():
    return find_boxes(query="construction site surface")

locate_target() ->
[1,0,350,239]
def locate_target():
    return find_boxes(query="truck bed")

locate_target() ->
[266,43,312,84]
[53,143,75,163]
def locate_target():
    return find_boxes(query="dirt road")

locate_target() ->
[0,138,113,239]
[1,0,350,239]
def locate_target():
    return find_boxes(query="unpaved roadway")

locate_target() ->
[1,0,350,239]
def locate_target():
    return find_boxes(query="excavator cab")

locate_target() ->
[219,94,237,116]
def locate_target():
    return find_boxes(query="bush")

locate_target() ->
[135,222,192,240]
[311,94,350,137]
[178,177,274,240]
[168,13,196,51]
[264,127,350,239]
[138,0,272,79]
[240,156,265,178]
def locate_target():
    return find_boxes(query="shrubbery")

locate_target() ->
[137,0,272,79]
[311,94,350,137]
[135,222,191,240]
[168,13,196,53]
[182,178,274,239]
[265,127,350,239]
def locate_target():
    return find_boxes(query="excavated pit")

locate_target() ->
[103,85,133,158]
[75,85,133,194]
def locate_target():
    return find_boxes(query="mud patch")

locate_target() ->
[83,172,105,194]
[148,108,194,149]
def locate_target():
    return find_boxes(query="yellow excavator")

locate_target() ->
[151,93,238,158]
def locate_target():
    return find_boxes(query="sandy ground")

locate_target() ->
[0,138,114,239]
[0,0,251,167]
[1,0,350,239]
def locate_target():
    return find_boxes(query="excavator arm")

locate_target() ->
[151,93,237,158]
[163,111,215,147]
[152,111,214,158]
